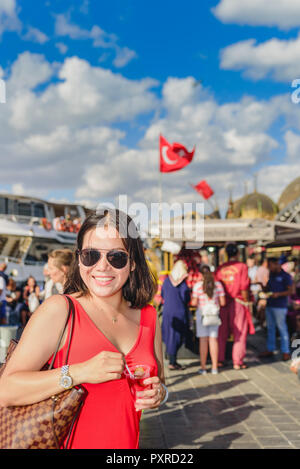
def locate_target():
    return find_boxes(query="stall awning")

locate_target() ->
[148,218,300,245]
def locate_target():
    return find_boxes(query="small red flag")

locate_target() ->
[159,135,194,173]
[193,180,214,199]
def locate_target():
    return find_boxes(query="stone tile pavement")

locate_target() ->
[139,330,300,449]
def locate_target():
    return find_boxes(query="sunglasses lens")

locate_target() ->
[80,249,100,266]
[107,251,128,269]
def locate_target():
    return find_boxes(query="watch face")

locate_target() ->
[61,375,73,389]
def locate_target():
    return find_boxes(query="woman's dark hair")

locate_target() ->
[202,270,215,299]
[26,276,36,287]
[64,208,157,308]
[199,264,210,275]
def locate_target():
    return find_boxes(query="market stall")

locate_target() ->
[148,218,300,358]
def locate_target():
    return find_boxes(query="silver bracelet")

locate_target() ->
[160,383,169,406]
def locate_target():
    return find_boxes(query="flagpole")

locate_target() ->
[159,169,162,218]
[159,135,162,228]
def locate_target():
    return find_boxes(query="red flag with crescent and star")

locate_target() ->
[192,180,214,199]
[159,135,195,173]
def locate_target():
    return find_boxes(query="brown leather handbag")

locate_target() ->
[0,295,87,449]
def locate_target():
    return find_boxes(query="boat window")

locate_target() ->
[65,207,79,218]
[25,239,74,264]
[53,205,65,218]
[17,202,32,217]
[0,198,6,215]
[33,203,45,218]
[7,198,18,215]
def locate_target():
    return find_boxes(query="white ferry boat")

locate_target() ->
[0,193,92,284]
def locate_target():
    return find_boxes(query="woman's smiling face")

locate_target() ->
[78,225,131,299]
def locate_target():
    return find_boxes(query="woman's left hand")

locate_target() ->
[134,376,166,411]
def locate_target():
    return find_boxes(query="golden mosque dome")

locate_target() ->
[278,177,300,212]
[227,191,278,220]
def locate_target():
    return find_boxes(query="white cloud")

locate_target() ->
[11,183,25,195]
[213,0,300,30]
[0,0,21,37]
[220,34,300,82]
[284,130,300,161]
[22,26,49,44]
[4,54,158,133]
[0,52,159,198]
[223,128,278,165]
[79,0,89,15]
[162,77,200,112]
[256,163,300,203]
[55,42,68,55]
[55,13,137,68]
[55,13,90,40]
[75,77,288,209]
[7,51,53,92]
[113,46,137,68]
[1,53,300,213]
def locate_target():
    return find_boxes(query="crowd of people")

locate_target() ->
[156,244,300,374]
[51,214,82,233]
[0,249,73,332]
[0,211,300,448]
[2,242,300,375]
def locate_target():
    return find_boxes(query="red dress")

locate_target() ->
[51,296,158,449]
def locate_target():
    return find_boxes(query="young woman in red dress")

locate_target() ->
[0,209,167,449]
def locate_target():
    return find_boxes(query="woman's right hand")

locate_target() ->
[76,351,125,384]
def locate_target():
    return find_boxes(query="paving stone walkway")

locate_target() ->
[139,330,300,449]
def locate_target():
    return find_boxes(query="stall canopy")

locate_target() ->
[148,218,300,246]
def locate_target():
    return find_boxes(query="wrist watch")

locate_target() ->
[59,365,73,390]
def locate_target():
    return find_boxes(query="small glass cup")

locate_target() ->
[124,364,153,402]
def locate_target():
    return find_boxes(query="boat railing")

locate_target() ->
[0,254,44,266]
[0,254,22,264]
[24,259,45,266]
[0,214,81,233]
[0,213,46,226]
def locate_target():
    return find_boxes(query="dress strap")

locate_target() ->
[140,304,157,331]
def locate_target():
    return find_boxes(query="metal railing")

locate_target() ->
[0,214,44,225]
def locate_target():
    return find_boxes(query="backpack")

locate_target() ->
[201,299,221,327]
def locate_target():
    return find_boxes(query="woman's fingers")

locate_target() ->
[143,376,160,386]
[136,387,157,398]
[135,395,161,410]
[135,378,165,410]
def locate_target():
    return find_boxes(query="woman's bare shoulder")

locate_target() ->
[27,294,69,330]
[37,294,68,314]
[2,296,70,374]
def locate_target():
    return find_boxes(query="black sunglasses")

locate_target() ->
[77,248,129,269]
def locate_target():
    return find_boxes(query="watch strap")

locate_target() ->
[61,365,70,376]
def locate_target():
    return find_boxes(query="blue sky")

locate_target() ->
[0,0,300,215]
[2,0,292,98]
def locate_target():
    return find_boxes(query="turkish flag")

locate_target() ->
[159,135,194,173]
[193,180,214,199]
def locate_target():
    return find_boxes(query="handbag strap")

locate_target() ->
[48,295,75,370]
[49,295,78,450]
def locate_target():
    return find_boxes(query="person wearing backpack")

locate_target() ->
[191,266,225,375]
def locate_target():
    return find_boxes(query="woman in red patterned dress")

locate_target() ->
[0,209,167,449]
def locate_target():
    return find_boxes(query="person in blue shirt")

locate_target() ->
[259,257,293,361]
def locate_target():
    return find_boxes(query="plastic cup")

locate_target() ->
[124,364,153,402]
